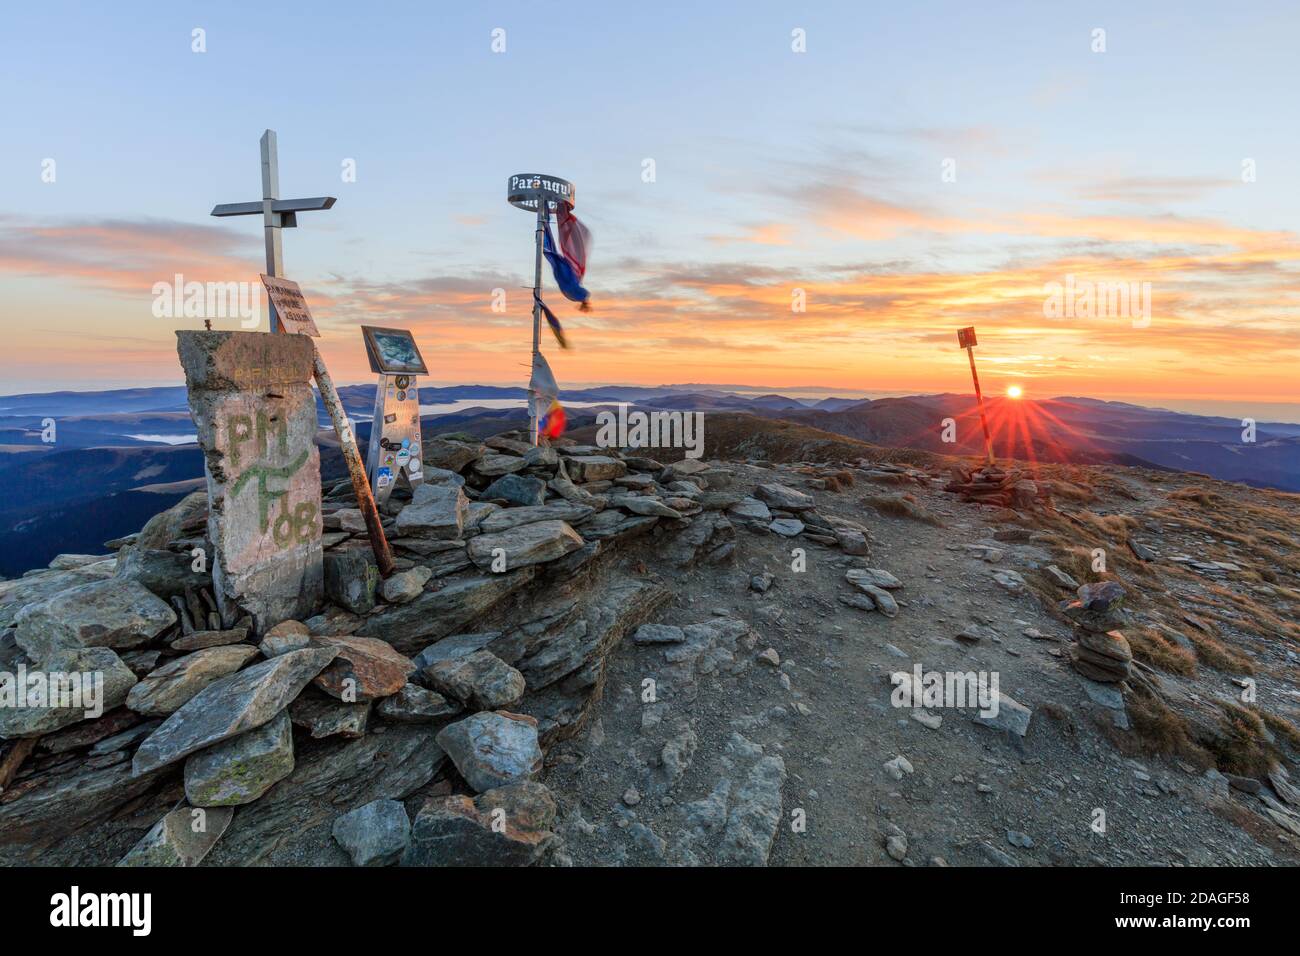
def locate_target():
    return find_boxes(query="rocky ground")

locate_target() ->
[1,423,1298,867]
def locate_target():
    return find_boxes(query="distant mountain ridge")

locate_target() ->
[1,383,1297,577]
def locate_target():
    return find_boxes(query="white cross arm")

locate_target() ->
[211,197,337,217]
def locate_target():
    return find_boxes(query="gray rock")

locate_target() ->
[436,710,543,792]
[768,518,805,537]
[324,549,378,614]
[183,710,295,806]
[480,474,547,507]
[332,798,411,866]
[357,571,536,654]
[632,623,686,645]
[14,578,176,660]
[126,644,259,715]
[835,529,870,555]
[846,568,903,590]
[861,584,899,617]
[394,483,469,540]
[474,453,527,477]
[974,690,1033,737]
[411,632,502,669]
[467,520,584,571]
[992,569,1028,594]
[422,438,483,473]
[117,804,234,867]
[379,566,433,605]
[717,755,786,865]
[113,547,210,601]
[615,496,682,518]
[132,646,338,774]
[420,650,526,709]
[754,482,815,511]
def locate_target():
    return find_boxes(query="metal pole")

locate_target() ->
[310,344,396,577]
[260,130,283,334]
[966,346,995,466]
[529,200,545,446]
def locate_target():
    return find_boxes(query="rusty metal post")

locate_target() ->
[310,344,396,577]
[966,345,995,467]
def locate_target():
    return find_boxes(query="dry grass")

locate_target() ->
[861,493,944,526]
[1111,687,1213,768]
[1203,702,1279,777]
[1184,629,1256,675]
[1128,627,1197,676]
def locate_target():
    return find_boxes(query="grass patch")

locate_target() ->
[1202,702,1278,778]
[1128,627,1197,676]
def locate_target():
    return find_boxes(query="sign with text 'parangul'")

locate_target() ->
[507,173,575,212]
[259,275,320,337]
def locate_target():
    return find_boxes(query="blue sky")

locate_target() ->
[2,1,1298,419]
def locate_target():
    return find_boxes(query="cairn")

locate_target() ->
[1062,580,1132,683]
[943,464,1050,511]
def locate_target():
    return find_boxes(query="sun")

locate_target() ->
[1006,385,1023,399]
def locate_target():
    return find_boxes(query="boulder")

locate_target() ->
[310,635,414,701]
[183,710,295,806]
[14,578,176,660]
[126,644,259,715]
[401,781,556,866]
[474,453,527,477]
[467,521,584,571]
[132,646,338,774]
[728,498,772,522]
[394,483,469,540]
[480,473,547,507]
[769,518,804,537]
[420,651,525,710]
[423,438,483,473]
[436,710,543,792]
[332,798,411,867]
[113,547,210,601]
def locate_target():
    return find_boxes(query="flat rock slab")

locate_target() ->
[436,710,543,793]
[132,646,338,775]
[974,691,1033,737]
[566,456,627,482]
[310,635,414,702]
[717,755,787,866]
[467,520,584,571]
[15,578,176,661]
[126,644,259,715]
[357,571,536,654]
[479,503,594,534]
[846,568,903,590]
[184,710,295,807]
[375,683,462,722]
[290,691,371,739]
[769,518,804,537]
[754,483,815,511]
[480,474,546,507]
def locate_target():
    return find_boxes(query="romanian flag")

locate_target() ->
[539,399,566,439]
[556,202,591,280]
[542,219,590,311]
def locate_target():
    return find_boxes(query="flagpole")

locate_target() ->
[530,200,545,446]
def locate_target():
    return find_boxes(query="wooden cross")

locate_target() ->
[211,130,335,333]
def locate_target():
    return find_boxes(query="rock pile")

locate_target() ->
[1063,581,1133,683]
[943,463,1053,511]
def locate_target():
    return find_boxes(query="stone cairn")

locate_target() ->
[943,463,1051,511]
[1062,580,1133,683]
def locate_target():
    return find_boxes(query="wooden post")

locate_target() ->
[958,327,995,467]
[310,345,396,578]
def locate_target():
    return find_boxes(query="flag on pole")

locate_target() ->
[542,219,591,311]
[534,291,568,349]
[529,350,566,439]
[556,202,591,279]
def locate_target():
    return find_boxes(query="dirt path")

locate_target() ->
[545,461,1298,866]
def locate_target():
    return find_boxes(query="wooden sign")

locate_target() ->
[259,275,320,337]
[957,326,977,349]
